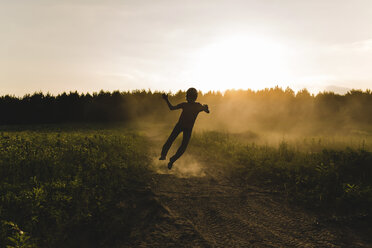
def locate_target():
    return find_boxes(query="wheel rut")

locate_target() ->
[149,170,371,248]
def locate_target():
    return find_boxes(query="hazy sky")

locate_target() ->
[1,0,372,96]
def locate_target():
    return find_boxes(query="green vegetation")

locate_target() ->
[1,85,372,245]
[0,126,150,247]
[190,131,372,218]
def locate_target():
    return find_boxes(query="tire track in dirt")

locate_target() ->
[140,126,370,247]
[149,170,371,248]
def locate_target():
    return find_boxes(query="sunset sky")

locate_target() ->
[1,0,372,96]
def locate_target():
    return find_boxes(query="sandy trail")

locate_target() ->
[147,165,369,248]
[133,125,371,247]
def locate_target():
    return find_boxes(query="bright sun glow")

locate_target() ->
[186,35,292,92]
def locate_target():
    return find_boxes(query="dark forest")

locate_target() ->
[1,87,371,135]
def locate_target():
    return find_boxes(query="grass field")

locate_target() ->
[0,124,151,247]
[1,124,371,247]
[189,131,372,217]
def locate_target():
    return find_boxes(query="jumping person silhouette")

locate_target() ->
[160,88,209,169]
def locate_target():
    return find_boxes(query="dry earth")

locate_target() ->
[127,125,372,247]
[123,157,371,248]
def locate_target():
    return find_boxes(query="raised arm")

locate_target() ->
[162,93,182,111]
[202,104,210,113]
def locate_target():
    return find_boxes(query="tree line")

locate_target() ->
[0,90,165,125]
[0,88,371,133]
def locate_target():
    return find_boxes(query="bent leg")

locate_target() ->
[170,128,192,163]
[161,124,181,158]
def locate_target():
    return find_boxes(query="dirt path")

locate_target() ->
[133,125,371,247]
[140,160,370,248]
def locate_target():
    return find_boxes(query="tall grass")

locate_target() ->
[191,131,372,217]
[0,127,150,247]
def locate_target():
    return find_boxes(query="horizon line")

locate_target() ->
[1,86,371,98]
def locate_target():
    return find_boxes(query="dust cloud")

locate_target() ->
[151,155,206,178]
[135,88,372,166]
[187,88,371,142]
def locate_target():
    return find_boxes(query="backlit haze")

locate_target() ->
[1,0,372,96]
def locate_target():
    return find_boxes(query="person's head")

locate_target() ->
[186,87,198,103]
